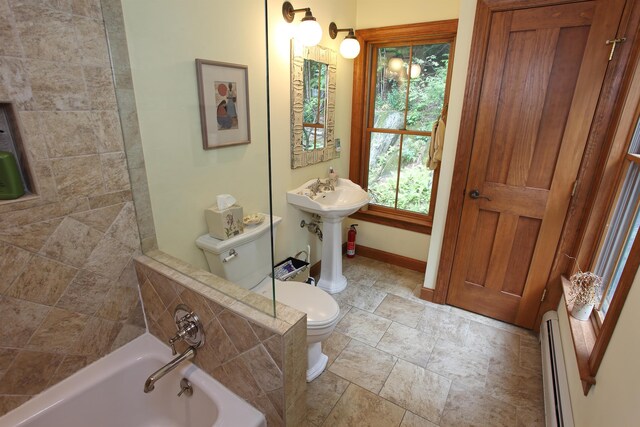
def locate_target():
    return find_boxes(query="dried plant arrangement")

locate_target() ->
[568,270,603,320]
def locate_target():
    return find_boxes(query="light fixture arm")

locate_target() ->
[283,1,314,23]
[329,22,355,40]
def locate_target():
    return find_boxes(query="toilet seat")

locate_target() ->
[254,278,340,328]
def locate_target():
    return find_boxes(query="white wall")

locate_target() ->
[424,0,476,287]
[558,270,640,426]
[352,0,461,263]
[122,0,270,269]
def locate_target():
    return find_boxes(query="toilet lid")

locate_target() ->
[258,279,340,328]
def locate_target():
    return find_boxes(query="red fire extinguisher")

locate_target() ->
[347,224,358,258]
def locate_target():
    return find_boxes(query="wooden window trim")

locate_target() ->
[349,20,458,234]
[561,13,640,395]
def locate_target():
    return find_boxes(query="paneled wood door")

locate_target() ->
[446,0,627,328]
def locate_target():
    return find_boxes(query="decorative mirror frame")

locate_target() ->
[290,41,338,169]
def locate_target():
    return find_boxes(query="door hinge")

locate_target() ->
[541,288,547,302]
[571,180,578,198]
[606,37,626,61]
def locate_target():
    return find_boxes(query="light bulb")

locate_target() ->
[410,63,422,78]
[339,37,360,59]
[388,57,404,72]
[296,19,322,47]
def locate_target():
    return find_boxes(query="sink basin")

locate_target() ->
[287,178,369,294]
[287,178,369,219]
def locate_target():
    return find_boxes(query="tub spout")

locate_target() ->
[144,346,196,393]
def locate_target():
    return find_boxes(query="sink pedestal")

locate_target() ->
[317,217,347,294]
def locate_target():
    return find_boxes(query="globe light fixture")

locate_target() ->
[388,56,404,73]
[329,22,360,59]
[282,2,322,47]
[410,63,422,79]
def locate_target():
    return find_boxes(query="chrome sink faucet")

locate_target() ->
[144,304,204,393]
[308,178,334,196]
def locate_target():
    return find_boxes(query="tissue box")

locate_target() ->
[205,204,244,240]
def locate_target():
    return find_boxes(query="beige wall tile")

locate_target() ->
[95,284,139,322]
[52,155,104,198]
[84,66,117,110]
[0,199,89,229]
[73,16,110,67]
[0,348,18,378]
[0,0,23,57]
[0,219,63,252]
[49,354,93,385]
[40,217,103,267]
[83,235,134,279]
[7,255,77,305]
[70,203,124,233]
[0,295,50,348]
[104,202,139,250]
[218,310,260,353]
[91,111,125,154]
[12,4,80,63]
[322,383,405,427]
[40,111,97,158]
[88,189,132,209]
[110,324,145,352]
[0,396,31,417]
[26,307,88,352]
[0,242,31,293]
[241,345,283,392]
[55,269,112,315]
[212,357,263,402]
[0,57,33,109]
[401,412,439,427]
[26,59,88,110]
[73,316,121,356]
[139,279,165,324]
[145,267,180,308]
[71,0,101,19]
[0,350,64,395]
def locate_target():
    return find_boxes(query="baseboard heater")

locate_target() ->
[540,311,574,427]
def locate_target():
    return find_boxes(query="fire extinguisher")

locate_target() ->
[347,224,358,258]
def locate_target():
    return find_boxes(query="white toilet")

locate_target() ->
[195,215,340,382]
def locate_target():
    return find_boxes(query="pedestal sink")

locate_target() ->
[287,178,369,293]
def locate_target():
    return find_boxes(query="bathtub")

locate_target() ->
[0,333,266,427]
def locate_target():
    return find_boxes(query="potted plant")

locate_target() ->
[568,270,602,321]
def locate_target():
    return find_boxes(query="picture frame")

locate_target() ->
[196,59,251,149]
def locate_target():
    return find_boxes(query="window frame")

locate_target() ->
[564,49,640,395]
[349,20,458,234]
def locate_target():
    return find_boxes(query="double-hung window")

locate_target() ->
[349,21,457,233]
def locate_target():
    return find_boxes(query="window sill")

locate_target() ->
[350,208,432,234]
[561,275,597,395]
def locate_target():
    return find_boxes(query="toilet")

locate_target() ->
[195,215,340,382]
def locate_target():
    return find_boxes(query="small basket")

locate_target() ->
[273,251,309,281]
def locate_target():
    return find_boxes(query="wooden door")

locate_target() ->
[446,0,627,328]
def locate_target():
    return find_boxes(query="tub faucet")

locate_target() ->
[144,304,204,394]
[144,346,196,393]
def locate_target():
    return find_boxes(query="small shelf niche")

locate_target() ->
[0,102,36,202]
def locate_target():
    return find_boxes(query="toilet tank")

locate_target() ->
[195,215,281,290]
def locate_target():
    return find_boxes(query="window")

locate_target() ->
[593,123,640,317]
[349,21,457,233]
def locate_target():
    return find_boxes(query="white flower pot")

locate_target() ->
[571,303,594,321]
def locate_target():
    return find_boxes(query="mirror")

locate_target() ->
[106,0,276,316]
[290,41,338,168]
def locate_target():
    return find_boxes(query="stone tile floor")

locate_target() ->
[305,255,545,427]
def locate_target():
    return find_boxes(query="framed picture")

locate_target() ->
[196,59,251,149]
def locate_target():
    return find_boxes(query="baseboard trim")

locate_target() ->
[308,243,426,277]
[420,287,435,302]
[356,244,426,273]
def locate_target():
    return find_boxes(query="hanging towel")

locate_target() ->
[428,116,446,170]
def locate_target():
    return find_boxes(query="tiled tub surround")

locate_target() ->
[135,255,307,427]
[307,256,545,427]
[0,0,150,415]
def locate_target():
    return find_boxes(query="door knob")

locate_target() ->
[469,189,491,201]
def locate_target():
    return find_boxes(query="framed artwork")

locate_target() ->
[196,59,251,149]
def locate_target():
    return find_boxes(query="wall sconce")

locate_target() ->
[329,22,360,59]
[282,1,322,47]
[410,63,422,78]
[388,56,404,73]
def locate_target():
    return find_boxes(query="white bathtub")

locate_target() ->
[0,334,266,427]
